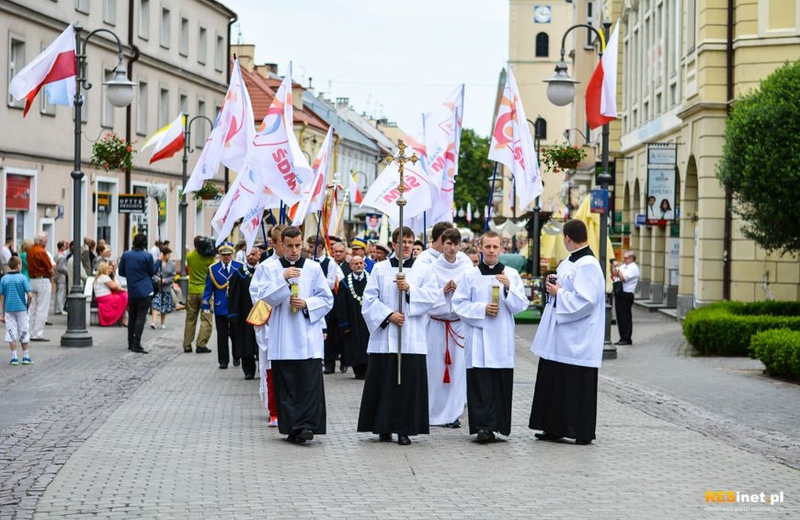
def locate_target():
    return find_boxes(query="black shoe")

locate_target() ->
[443,419,462,428]
[323,368,334,375]
[233,358,240,367]
[298,429,314,442]
[244,374,255,380]
[379,433,392,442]
[130,347,148,354]
[575,439,593,445]
[397,434,411,446]
[287,434,306,444]
[534,432,563,442]
[196,346,212,354]
[340,364,348,373]
[615,340,632,345]
[219,364,228,369]
[183,347,193,353]
[476,430,494,443]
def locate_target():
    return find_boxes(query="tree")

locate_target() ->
[454,128,494,230]
[717,60,800,254]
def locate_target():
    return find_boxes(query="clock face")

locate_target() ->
[534,5,552,23]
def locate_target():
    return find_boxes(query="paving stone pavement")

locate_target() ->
[23,314,800,519]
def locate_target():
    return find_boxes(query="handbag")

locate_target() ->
[246,299,273,326]
[612,280,624,296]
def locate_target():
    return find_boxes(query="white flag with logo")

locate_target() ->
[488,67,542,209]
[185,59,254,195]
[361,159,433,227]
[291,126,333,226]
[245,62,314,206]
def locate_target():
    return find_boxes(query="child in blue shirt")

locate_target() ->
[0,257,33,365]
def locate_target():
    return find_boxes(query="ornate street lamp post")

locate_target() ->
[62,26,135,348]
[543,21,616,360]
[179,114,214,296]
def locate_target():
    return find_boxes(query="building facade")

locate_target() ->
[1,0,235,262]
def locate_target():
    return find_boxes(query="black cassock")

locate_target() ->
[227,263,258,378]
[337,273,370,378]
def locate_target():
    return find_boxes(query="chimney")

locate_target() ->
[231,44,255,70]
[336,97,349,109]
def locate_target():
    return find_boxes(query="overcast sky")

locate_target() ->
[223,0,509,137]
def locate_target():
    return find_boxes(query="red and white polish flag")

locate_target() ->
[141,113,185,164]
[9,24,76,116]
[585,22,620,130]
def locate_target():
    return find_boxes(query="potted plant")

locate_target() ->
[540,142,587,172]
[90,132,135,172]
[193,181,222,200]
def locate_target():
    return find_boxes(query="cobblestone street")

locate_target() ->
[1,309,799,519]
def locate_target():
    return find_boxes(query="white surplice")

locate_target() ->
[250,257,333,360]
[531,254,605,368]
[250,254,279,409]
[452,264,528,368]
[361,258,439,355]
[426,253,474,425]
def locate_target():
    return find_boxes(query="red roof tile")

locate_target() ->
[240,67,328,132]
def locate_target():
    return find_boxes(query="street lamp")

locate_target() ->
[62,26,135,348]
[179,114,214,294]
[544,22,616,360]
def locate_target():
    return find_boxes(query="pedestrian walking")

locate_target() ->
[26,233,53,342]
[202,242,241,369]
[151,247,176,330]
[54,241,69,315]
[357,226,438,446]
[452,231,529,443]
[183,236,216,354]
[612,250,640,345]
[426,228,473,428]
[529,219,605,445]
[0,257,33,365]
[118,234,156,354]
[250,226,333,444]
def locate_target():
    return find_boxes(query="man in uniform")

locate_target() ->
[202,242,242,369]
[452,231,528,443]
[529,219,605,445]
[357,226,438,446]
[350,237,375,273]
[227,245,261,379]
[250,226,333,444]
[307,236,345,374]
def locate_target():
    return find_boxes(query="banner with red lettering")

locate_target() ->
[361,160,433,227]
[245,62,314,206]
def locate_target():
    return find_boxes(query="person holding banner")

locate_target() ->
[357,226,438,446]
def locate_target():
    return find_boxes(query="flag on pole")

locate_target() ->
[326,186,340,236]
[246,62,314,206]
[424,84,464,223]
[586,21,619,130]
[488,66,543,209]
[348,171,363,205]
[290,126,333,226]
[184,59,254,196]
[9,24,76,116]
[141,113,185,164]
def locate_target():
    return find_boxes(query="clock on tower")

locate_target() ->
[534,5,552,23]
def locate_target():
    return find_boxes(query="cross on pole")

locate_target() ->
[385,139,418,385]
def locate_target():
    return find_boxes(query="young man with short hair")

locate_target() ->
[0,257,33,365]
[452,231,528,443]
[357,226,439,446]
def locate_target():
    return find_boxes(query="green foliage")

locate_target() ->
[750,328,800,380]
[454,128,493,231]
[682,301,800,356]
[716,59,800,254]
[193,181,222,200]
[540,141,586,172]
[90,132,135,172]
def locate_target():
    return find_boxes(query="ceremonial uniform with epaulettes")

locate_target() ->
[202,243,242,369]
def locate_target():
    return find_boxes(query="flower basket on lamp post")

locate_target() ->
[193,181,221,201]
[540,141,586,173]
[90,132,135,172]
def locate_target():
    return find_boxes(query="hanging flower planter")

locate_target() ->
[193,181,222,200]
[90,132,135,172]
[540,142,586,172]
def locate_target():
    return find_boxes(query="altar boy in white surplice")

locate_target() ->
[426,228,474,428]
[452,231,528,443]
